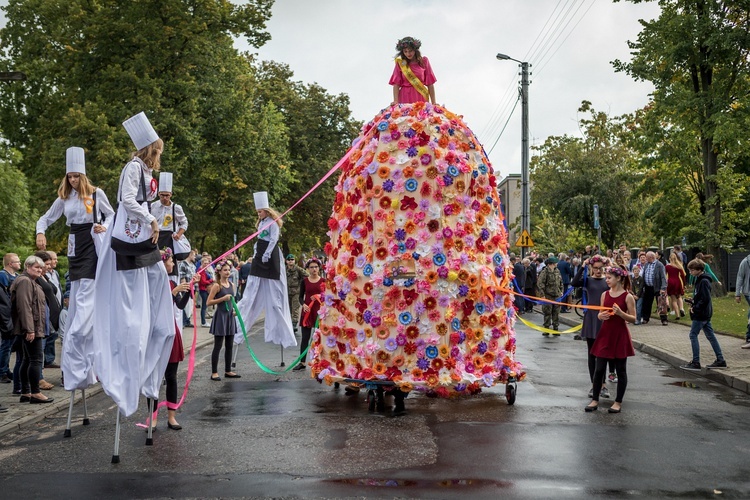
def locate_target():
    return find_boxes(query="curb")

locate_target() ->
[0,336,215,439]
[539,307,750,396]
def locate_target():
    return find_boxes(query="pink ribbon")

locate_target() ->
[138,146,355,426]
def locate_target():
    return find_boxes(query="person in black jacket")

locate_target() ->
[681,259,727,371]
[523,258,537,313]
[510,254,526,314]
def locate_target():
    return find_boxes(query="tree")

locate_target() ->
[0,147,35,248]
[530,101,645,248]
[613,0,750,288]
[0,0,286,254]
[251,61,361,256]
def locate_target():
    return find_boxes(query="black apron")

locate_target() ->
[157,229,178,276]
[68,223,98,281]
[115,165,160,271]
[250,240,281,280]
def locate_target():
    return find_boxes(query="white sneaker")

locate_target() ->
[669,311,676,316]
[741,342,750,349]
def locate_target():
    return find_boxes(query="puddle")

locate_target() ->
[668,381,701,389]
[324,477,512,489]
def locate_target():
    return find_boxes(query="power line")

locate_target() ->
[535,0,597,75]
[487,95,521,155]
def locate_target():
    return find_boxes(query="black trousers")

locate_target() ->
[146,361,180,410]
[642,285,656,322]
[586,338,615,384]
[211,336,233,374]
[592,358,628,403]
[299,326,312,362]
[20,337,44,394]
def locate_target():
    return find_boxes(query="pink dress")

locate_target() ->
[591,291,635,359]
[389,56,437,103]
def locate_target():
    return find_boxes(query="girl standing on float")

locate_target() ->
[94,112,175,418]
[585,266,636,413]
[35,147,114,393]
[389,36,437,104]
[293,259,324,371]
[208,260,239,381]
[235,192,296,350]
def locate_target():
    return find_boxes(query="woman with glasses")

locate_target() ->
[572,255,613,399]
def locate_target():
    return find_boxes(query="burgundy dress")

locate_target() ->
[300,278,325,328]
[666,264,685,296]
[168,281,185,363]
[591,291,635,359]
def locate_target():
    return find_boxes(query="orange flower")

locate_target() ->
[450,371,463,382]
[411,368,424,379]
[438,136,450,148]
[392,355,405,367]
[371,185,383,198]
[404,221,416,234]
[426,373,439,387]
[373,363,387,375]
[377,327,390,339]
[443,238,454,251]
[454,240,464,252]
[403,166,414,178]
[472,357,485,369]
[412,122,425,134]
[376,350,391,363]
[438,344,450,357]
[426,166,438,179]
[485,241,496,253]
[455,179,466,192]
[330,350,340,362]
[378,166,390,179]
[475,213,486,226]
[480,203,492,215]
[377,151,390,163]
[467,275,479,287]
[468,288,480,300]
[426,270,438,283]
[483,352,495,363]
[458,270,469,282]
[436,323,448,335]
[473,329,484,342]
[382,298,395,311]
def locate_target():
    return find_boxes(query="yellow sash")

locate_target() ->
[396,57,430,101]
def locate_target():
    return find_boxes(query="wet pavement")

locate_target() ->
[1,312,750,498]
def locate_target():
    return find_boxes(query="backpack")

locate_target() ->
[0,283,12,340]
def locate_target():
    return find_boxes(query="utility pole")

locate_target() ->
[497,54,531,259]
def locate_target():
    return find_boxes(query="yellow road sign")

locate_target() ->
[515,229,534,247]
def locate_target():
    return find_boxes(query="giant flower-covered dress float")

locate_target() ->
[310,102,525,409]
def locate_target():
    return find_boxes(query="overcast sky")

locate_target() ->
[0,0,661,178]
[243,0,661,177]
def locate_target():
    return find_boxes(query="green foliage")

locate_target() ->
[612,0,750,284]
[530,101,645,247]
[0,147,35,248]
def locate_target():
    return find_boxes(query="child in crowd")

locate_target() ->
[680,259,727,371]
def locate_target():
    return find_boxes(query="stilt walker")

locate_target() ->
[150,172,191,281]
[35,146,114,437]
[94,111,175,461]
[234,192,297,362]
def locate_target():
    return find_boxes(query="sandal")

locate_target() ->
[224,373,241,378]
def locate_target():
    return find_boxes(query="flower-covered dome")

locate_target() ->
[310,102,525,397]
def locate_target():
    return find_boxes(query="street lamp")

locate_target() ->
[496,53,530,258]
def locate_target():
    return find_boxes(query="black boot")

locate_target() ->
[393,390,406,416]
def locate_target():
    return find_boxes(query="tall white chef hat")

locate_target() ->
[253,191,270,210]
[65,147,86,175]
[158,172,173,193]
[122,111,160,151]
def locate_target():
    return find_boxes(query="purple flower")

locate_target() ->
[385,338,398,352]
[482,373,494,387]
[477,341,488,354]
[391,130,401,140]
[471,200,481,211]
[406,146,418,157]
[458,331,466,343]
[414,302,426,315]
[417,358,430,370]
[438,295,450,307]
[357,330,366,342]
[420,154,432,165]
[395,228,406,241]
[495,267,504,277]
[396,334,407,346]
[370,316,382,327]
[326,336,337,348]
[444,205,454,216]
[338,291,347,300]
[419,199,430,210]
[481,228,490,241]
[442,227,453,238]
[404,128,416,138]
[405,238,417,250]
[455,383,467,392]
[458,284,469,296]
[451,346,460,357]
[383,179,394,192]
[363,310,372,323]
[442,175,453,186]
[437,266,449,279]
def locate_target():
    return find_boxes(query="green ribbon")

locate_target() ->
[230,296,309,375]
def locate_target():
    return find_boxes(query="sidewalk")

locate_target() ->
[0,324,217,438]
[552,309,750,394]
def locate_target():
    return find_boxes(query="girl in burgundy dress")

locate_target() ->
[585,266,636,414]
[293,259,325,371]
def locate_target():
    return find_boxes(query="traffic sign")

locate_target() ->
[515,229,534,247]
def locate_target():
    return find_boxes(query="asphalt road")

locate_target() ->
[1,311,750,499]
